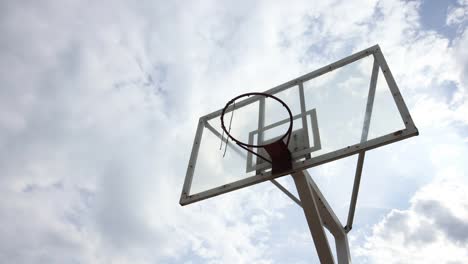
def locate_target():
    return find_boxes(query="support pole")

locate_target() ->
[292,170,335,264]
[335,235,351,264]
[345,151,365,232]
[305,171,351,264]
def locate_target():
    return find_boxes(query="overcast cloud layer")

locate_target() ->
[1,0,467,263]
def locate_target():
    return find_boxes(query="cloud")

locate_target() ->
[357,179,468,263]
[446,0,467,26]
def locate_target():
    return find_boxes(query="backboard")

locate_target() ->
[180,45,418,206]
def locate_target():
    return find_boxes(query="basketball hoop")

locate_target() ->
[220,92,294,174]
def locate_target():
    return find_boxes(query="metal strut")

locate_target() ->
[293,170,351,264]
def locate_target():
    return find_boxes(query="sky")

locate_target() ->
[0,0,467,263]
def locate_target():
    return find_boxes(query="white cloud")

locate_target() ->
[446,0,467,26]
[357,179,468,263]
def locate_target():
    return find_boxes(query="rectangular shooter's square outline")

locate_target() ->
[180,45,419,206]
[246,109,321,173]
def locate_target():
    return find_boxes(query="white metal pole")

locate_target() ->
[304,171,352,264]
[292,170,335,264]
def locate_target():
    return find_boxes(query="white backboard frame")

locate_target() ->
[180,45,419,206]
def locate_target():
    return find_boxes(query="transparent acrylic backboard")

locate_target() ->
[180,45,418,205]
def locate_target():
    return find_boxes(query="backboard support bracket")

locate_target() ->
[345,55,379,232]
[293,170,351,264]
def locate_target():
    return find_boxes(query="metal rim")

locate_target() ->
[220,92,293,148]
